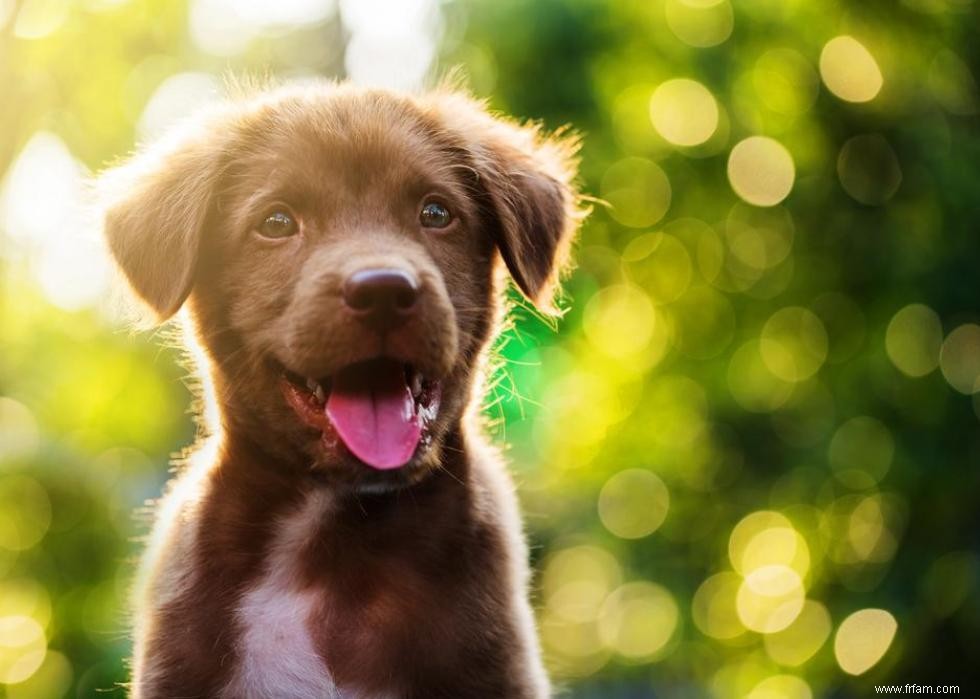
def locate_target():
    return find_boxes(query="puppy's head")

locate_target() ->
[100,83,582,491]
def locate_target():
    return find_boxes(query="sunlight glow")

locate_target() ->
[190,0,335,56]
[340,0,441,91]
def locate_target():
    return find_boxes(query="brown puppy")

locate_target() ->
[99,82,583,699]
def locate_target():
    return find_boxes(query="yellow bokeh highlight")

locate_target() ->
[644,374,709,448]
[623,232,693,304]
[540,545,620,676]
[0,579,52,631]
[829,416,894,489]
[712,657,772,699]
[601,157,672,228]
[4,651,72,699]
[729,511,788,568]
[599,582,679,660]
[940,323,980,394]
[754,49,818,116]
[764,600,832,666]
[539,609,608,677]
[739,526,811,581]
[834,608,897,675]
[736,565,805,633]
[820,36,883,103]
[692,572,745,640]
[747,674,813,699]
[0,615,47,684]
[727,137,795,207]
[650,78,719,147]
[848,494,890,562]
[0,476,51,552]
[728,341,795,413]
[536,369,634,461]
[0,397,40,463]
[583,284,665,364]
[664,0,733,48]
[598,469,670,539]
[760,307,828,382]
[543,545,622,615]
[725,204,795,273]
[886,304,943,377]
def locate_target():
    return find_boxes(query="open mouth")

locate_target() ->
[279,358,442,471]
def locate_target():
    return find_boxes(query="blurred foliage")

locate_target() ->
[1,0,980,696]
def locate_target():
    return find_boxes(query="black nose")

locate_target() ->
[343,268,419,328]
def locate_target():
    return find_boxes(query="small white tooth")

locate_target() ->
[411,372,423,398]
[305,378,319,392]
[314,385,325,403]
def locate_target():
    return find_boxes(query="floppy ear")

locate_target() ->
[426,92,585,315]
[98,117,228,323]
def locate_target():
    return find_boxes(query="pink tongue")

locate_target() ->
[325,361,420,470]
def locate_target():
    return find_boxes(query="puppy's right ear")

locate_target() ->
[98,118,228,323]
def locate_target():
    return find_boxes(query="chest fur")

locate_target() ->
[220,492,343,699]
[223,574,340,699]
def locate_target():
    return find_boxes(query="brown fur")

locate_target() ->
[99,81,583,699]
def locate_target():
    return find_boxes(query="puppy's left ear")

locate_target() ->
[427,93,585,315]
[96,113,231,324]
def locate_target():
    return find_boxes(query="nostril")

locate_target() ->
[343,268,420,318]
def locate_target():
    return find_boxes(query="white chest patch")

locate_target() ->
[221,492,341,699]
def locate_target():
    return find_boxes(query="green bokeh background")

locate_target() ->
[1,0,979,696]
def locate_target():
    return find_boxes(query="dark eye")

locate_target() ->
[419,201,452,229]
[257,210,298,239]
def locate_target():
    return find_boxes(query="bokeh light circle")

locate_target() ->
[664,0,733,48]
[623,232,693,304]
[820,36,883,103]
[760,307,829,382]
[747,674,813,699]
[885,304,943,377]
[754,49,818,116]
[692,572,745,640]
[601,158,672,228]
[728,340,795,413]
[0,477,52,552]
[0,615,47,684]
[764,600,832,667]
[598,469,670,539]
[727,137,795,207]
[736,564,806,633]
[650,78,719,147]
[834,608,897,675]
[940,323,980,394]
[599,582,679,660]
[583,284,657,359]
